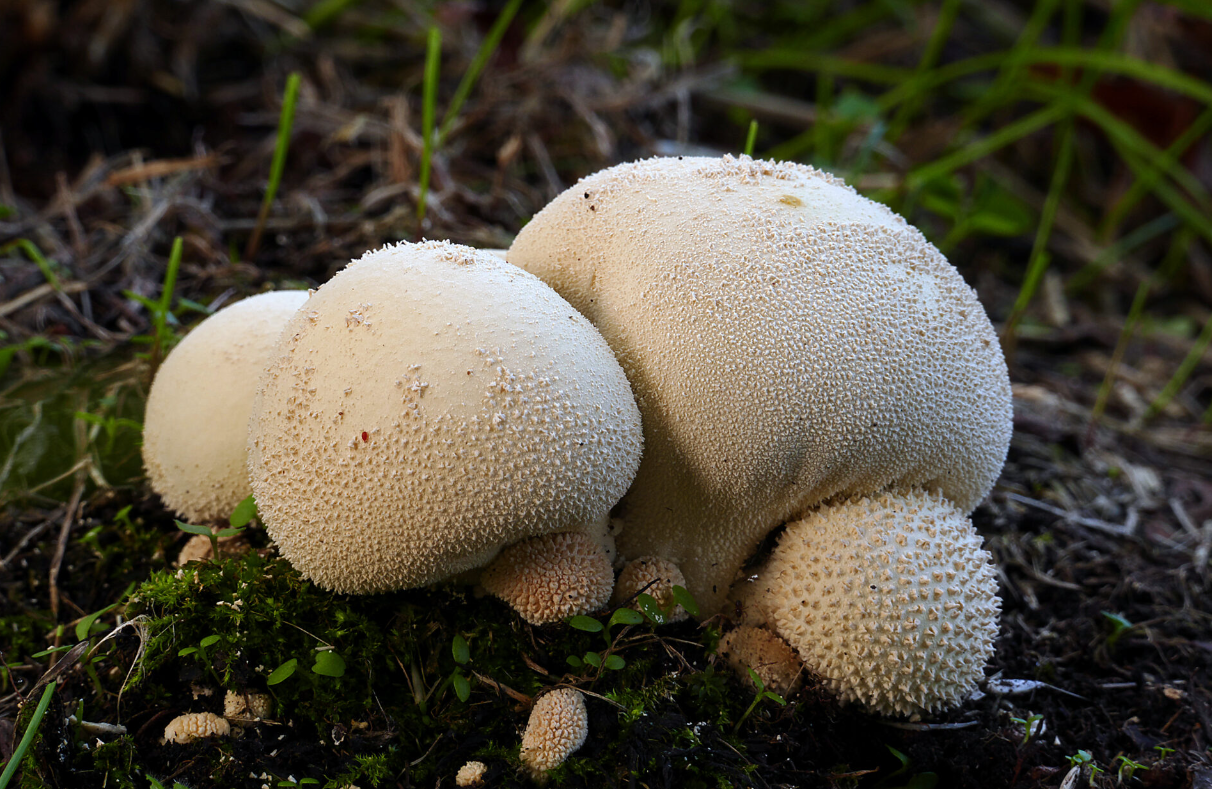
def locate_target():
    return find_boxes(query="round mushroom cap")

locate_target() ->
[162,711,231,744]
[507,154,1012,615]
[718,625,804,698]
[520,688,589,781]
[481,531,615,624]
[223,689,273,721]
[755,489,1000,717]
[610,556,689,622]
[143,290,309,522]
[455,761,488,787]
[249,241,642,594]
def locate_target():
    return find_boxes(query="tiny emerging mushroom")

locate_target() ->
[223,689,273,723]
[161,712,231,745]
[717,625,804,698]
[455,761,488,787]
[610,556,689,622]
[480,531,614,625]
[519,688,589,783]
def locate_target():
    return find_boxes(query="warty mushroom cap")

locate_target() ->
[610,556,689,622]
[223,689,273,722]
[143,290,309,522]
[248,241,642,594]
[754,489,1000,717]
[161,711,231,744]
[480,531,614,625]
[519,688,589,781]
[507,154,1012,615]
[455,761,488,787]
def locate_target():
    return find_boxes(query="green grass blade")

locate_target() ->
[438,0,522,146]
[246,72,302,260]
[152,236,183,357]
[886,0,963,141]
[303,0,361,30]
[1090,278,1151,431]
[1148,310,1212,421]
[0,680,57,789]
[417,26,441,228]
[2,239,60,291]
[1067,213,1179,293]
[743,119,758,157]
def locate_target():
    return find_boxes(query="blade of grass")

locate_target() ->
[303,0,361,30]
[743,119,758,157]
[2,239,60,291]
[417,26,441,230]
[437,0,522,146]
[1066,213,1180,293]
[886,0,963,141]
[0,680,57,789]
[245,72,302,260]
[1146,247,1210,421]
[151,236,183,369]
[1088,277,1152,440]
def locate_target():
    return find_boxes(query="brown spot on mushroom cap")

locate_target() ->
[718,625,804,698]
[520,688,588,781]
[610,556,688,622]
[756,489,1000,717]
[481,531,614,625]
[507,154,1012,616]
[249,241,642,594]
[162,711,231,744]
[143,291,310,522]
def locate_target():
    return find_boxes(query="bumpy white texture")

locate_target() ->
[223,689,273,721]
[455,761,488,787]
[481,531,615,624]
[520,688,589,781]
[756,490,1000,717]
[162,712,231,744]
[508,155,1012,615]
[249,241,642,594]
[143,290,309,522]
[610,556,689,622]
[718,625,804,697]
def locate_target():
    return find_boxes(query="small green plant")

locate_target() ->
[1101,611,1136,650]
[178,634,224,685]
[175,494,255,560]
[417,26,441,227]
[731,667,786,735]
[567,608,639,673]
[875,745,938,789]
[0,680,58,789]
[1010,712,1045,745]
[743,119,759,156]
[1153,745,1175,758]
[1066,749,1104,783]
[1114,754,1148,783]
[448,633,471,702]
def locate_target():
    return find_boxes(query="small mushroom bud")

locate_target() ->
[161,712,230,744]
[519,688,589,783]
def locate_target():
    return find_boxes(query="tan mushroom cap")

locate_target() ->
[455,761,488,787]
[249,241,642,594]
[507,154,1012,615]
[143,291,309,522]
[755,489,1000,717]
[223,689,273,722]
[481,531,615,625]
[610,556,689,622]
[162,711,231,744]
[718,625,804,698]
[520,688,589,781]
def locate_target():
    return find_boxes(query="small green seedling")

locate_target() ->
[1153,745,1175,758]
[267,659,298,686]
[1010,712,1045,745]
[875,745,938,789]
[731,667,786,735]
[178,634,224,685]
[743,119,759,157]
[449,634,471,702]
[1066,750,1104,781]
[175,495,255,561]
[566,607,642,674]
[1101,611,1136,650]
[1114,754,1148,782]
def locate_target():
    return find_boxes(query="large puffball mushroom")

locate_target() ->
[754,489,1000,717]
[480,531,614,625]
[507,155,1012,616]
[143,290,309,522]
[519,688,589,782]
[249,241,642,595]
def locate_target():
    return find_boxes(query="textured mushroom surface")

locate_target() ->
[520,688,589,781]
[223,689,273,721]
[249,241,642,593]
[755,489,1000,716]
[162,712,231,744]
[143,290,309,522]
[718,625,804,698]
[610,556,688,622]
[455,761,488,787]
[480,531,614,624]
[508,155,1012,615]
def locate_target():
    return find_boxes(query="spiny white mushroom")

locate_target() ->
[519,688,588,782]
[480,531,614,625]
[718,625,804,698]
[507,154,1012,616]
[754,489,1000,717]
[610,556,689,622]
[143,290,309,522]
[223,689,273,722]
[248,241,642,598]
[161,711,231,744]
[455,761,488,787]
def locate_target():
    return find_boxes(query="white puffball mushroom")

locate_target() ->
[754,489,1000,717]
[143,290,309,522]
[249,241,642,594]
[610,556,689,622]
[507,154,1012,616]
[718,625,804,698]
[455,761,488,787]
[161,712,231,744]
[519,688,589,782]
[480,531,614,625]
[223,689,273,722]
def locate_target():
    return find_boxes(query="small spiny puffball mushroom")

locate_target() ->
[223,689,273,722]
[480,531,614,625]
[507,155,1012,616]
[718,625,804,698]
[249,241,642,593]
[754,489,1000,717]
[519,688,589,782]
[610,556,688,622]
[175,531,248,567]
[143,290,309,522]
[455,761,488,787]
[161,711,231,744]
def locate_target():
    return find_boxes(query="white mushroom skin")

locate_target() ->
[161,712,231,744]
[520,688,589,782]
[610,556,689,622]
[223,689,273,722]
[754,489,1000,717]
[718,625,804,698]
[143,291,309,522]
[480,531,615,625]
[455,761,488,787]
[507,155,1012,615]
[249,241,642,594]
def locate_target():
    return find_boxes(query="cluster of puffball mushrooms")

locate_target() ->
[143,155,1011,780]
